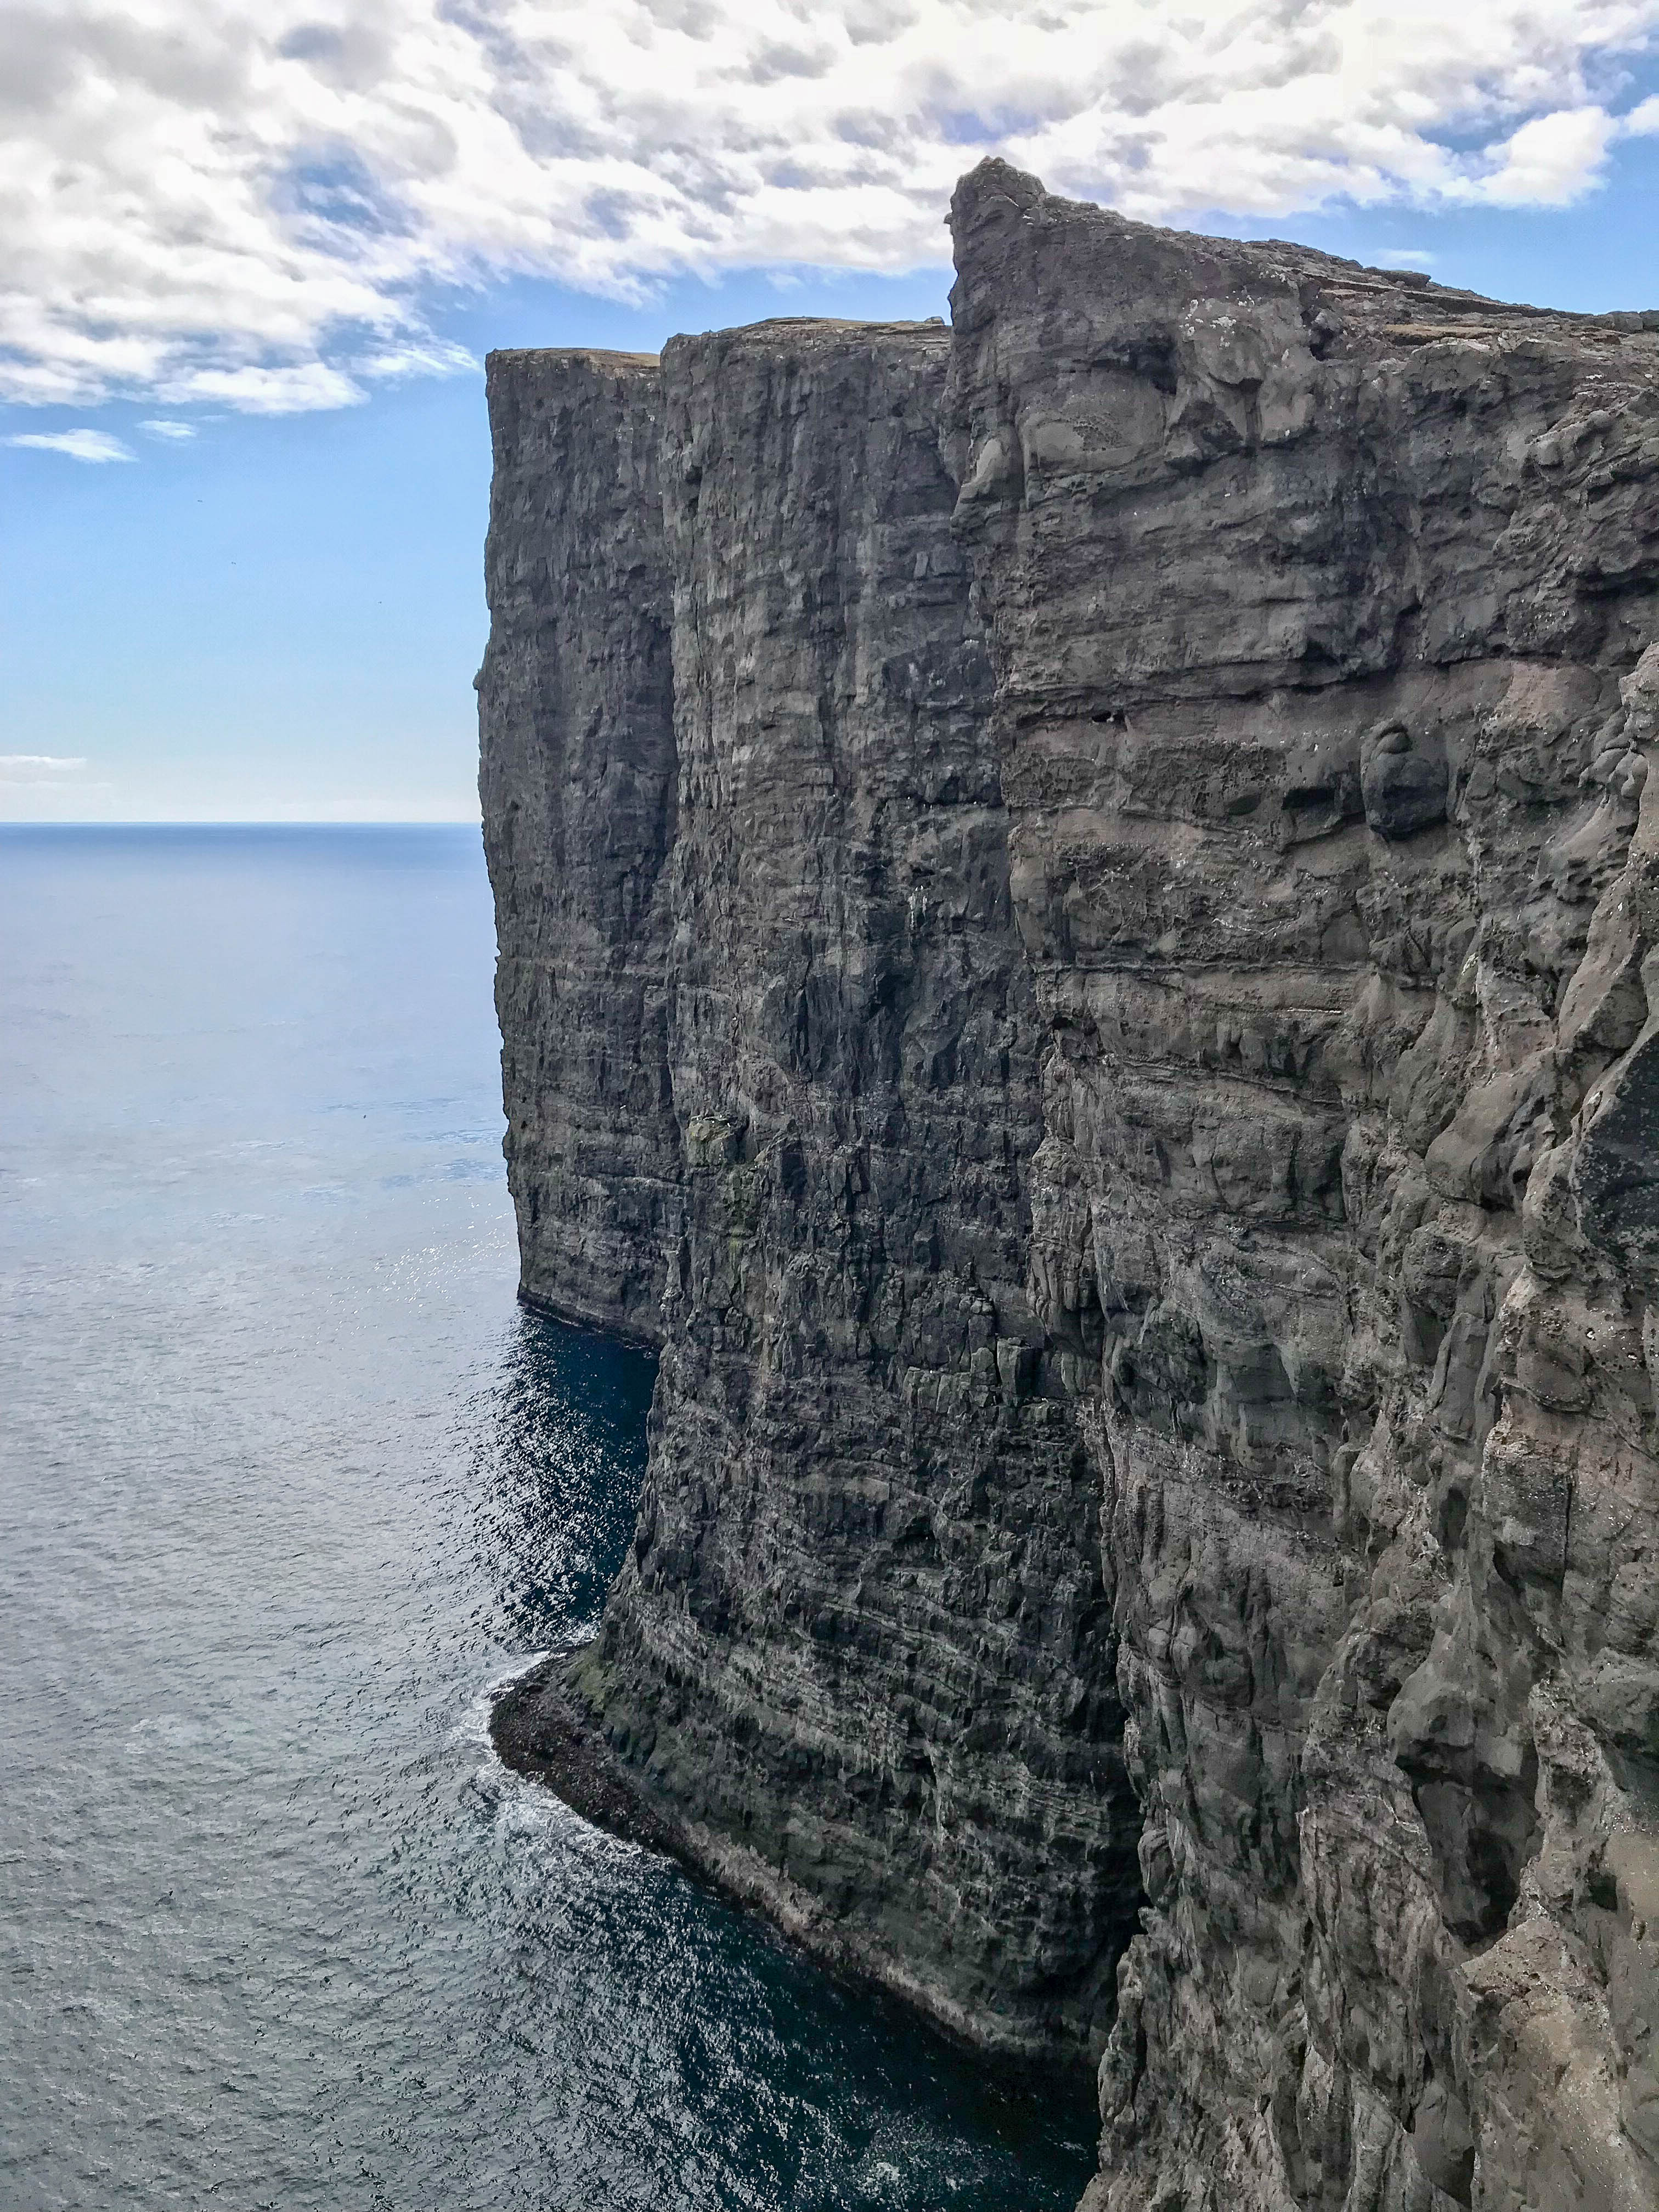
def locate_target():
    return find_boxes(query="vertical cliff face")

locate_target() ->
[563,315,1142,2063]
[483,166,1659,2212]
[945,164,1659,2212]
[478,348,679,1342]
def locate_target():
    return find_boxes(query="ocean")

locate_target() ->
[0,825,1092,2212]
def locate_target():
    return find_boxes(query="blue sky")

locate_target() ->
[5,2,1659,823]
[0,265,946,824]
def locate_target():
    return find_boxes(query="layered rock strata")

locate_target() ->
[479,348,679,1341]
[488,317,1143,2066]
[482,163,1659,2211]
[946,163,1659,2212]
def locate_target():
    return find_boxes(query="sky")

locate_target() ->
[5,2,1659,823]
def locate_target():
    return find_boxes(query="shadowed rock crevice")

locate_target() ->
[483,163,1659,2212]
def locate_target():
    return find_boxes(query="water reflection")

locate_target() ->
[458,1310,1100,2211]
[466,1310,657,1648]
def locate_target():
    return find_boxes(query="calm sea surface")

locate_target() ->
[0,826,1092,2212]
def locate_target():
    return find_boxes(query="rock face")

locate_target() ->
[482,163,1659,2211]
[498,314,1143,2066]
[479,348,679,1342]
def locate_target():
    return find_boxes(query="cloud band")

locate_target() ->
[2,1,1657,415]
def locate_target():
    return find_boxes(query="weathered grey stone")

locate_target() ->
[946,158,1659,2212]
[486,315,1143,2069]
[483,162,1659,2212]
[478,348,679,1342]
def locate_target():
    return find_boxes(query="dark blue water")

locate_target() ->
[0,827,1093,2212]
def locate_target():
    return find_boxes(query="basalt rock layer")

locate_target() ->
[482,162,1659,2211]
[479,347,679,1342]
[484,313,1143,2069]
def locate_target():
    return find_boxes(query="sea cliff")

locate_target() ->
[483,161,1659,2211]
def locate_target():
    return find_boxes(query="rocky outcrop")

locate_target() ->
[483,165,1659,2211]
[478,347,679,1341]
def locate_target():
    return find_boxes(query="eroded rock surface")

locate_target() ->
[488,317,1143,2066]
[482,165,1659,2210]
[479,347,679,1341]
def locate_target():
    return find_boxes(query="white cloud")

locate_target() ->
[138,417,196,438]
[2,2,1658,417]
[7,428,135,462]
[354,337,478,383]
[1480,105,1621,204]
[0,752,114,820]
[156,360,365,414]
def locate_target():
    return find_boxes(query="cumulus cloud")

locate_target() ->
[1480,105,1622,204]
[3,1,1658,416]
[7,428,135,462]
[138,418,196,438]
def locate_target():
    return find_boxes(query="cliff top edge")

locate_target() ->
[948,156,1659,341]
[487,165,1659,383]
[487,346,661,369]
[486,319,951,380]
